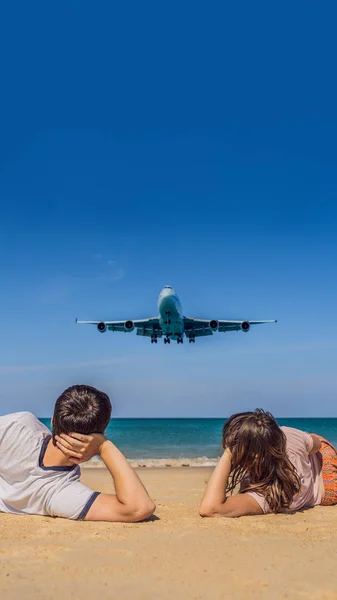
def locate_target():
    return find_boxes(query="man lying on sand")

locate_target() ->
[200,409,337,517]
[0,385,155,522]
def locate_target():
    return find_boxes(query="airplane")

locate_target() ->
[76,286,277,344]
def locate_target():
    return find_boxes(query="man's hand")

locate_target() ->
[55,432,107,464]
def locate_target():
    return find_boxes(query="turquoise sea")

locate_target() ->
[40,418,337,463]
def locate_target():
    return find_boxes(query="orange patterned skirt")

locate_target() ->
[320,440,337,506]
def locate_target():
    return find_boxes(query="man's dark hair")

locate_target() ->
[52,385,112,443]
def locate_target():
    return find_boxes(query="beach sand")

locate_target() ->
[1,467,337,600]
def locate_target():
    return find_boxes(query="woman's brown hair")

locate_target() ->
[222,409,301,513]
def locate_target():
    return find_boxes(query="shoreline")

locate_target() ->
[82,456,219,468]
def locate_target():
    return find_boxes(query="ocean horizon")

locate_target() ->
[40,417,337,466]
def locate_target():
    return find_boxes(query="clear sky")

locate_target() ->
[1,2,336,417]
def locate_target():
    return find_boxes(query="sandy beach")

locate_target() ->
[1,467,337,600]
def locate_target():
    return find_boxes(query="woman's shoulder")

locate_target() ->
[280,426,313,455]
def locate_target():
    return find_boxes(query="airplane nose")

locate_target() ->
[158,286,175,311]
[160,286,174,298]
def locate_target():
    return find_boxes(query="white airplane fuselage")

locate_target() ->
[158,286,184,340]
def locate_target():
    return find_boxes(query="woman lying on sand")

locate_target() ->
[200,409,337,518]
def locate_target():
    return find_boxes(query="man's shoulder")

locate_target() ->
[0,412,50,436]
[0,412,51,469]
[1,411,37,426]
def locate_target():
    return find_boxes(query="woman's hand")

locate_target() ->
[55,432,107,464]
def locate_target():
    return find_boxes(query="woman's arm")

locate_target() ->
[199,449,232,516]
[199,449,263,518]
[309,434,322,454]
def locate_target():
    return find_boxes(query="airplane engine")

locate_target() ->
[124,320,135,332]
[241,321,250,332]
[209,320,219,331]
[97,322,107,333]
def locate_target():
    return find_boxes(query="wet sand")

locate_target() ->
[1,467,337,599]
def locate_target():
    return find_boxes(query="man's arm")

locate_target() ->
[56,433,155,522]
[199,449,263,518]
[85,440,155,522]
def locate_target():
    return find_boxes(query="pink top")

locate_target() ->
[247,426,323,513]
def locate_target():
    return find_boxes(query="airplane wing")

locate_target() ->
[183,317,277,337]
[76,317,162,337]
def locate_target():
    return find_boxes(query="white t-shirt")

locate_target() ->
[0,412,99,519]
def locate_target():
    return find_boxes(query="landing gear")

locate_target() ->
[151,334,158,344]
[189,336,195,344]
[177,335,183,344]
[164,337,171,344]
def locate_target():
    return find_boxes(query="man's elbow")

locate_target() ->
[129,499,156,522]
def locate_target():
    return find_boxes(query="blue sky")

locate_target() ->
[0,2,336,417]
